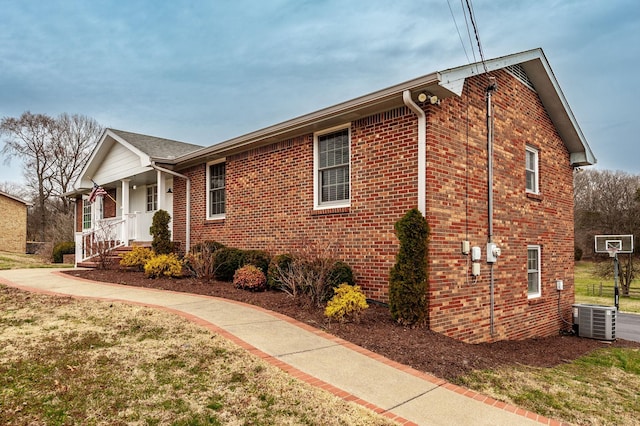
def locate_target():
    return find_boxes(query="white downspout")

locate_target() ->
[151,163,191,253]
[402,90,426,215]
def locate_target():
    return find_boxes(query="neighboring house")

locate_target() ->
[71,48,596,343]
[0,190,31,253]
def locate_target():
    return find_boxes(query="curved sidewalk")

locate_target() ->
[0,268,563,426]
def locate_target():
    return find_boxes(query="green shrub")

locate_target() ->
[389,208,430,327]
[213,247,245,281]
[119,246,154,271]
[150,209,173,255]
[325,284,369,323]
[233,264,267,291]
[52,241,75,263]
[243,250,271,274]
[326,261,354,299]
[144,253,183,279]
[267,254,293,290]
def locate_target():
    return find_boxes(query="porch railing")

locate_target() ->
[75,214,137,263]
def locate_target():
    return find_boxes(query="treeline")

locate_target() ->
[0,111,103,244]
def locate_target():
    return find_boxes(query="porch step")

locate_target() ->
[78,244,152,269]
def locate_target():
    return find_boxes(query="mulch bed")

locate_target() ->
[63,269,640,381]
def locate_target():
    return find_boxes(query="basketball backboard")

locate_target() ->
[594,234,634,256]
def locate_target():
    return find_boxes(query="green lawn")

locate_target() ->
[574,261,640,313]
[0,251,70,270]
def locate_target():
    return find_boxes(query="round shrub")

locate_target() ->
[325,284,369,323]
[213,247,245,281]
[325,261,354,300]
[144,253,183,279]
[52,241,75,263]
[119,246,154,271]
[267,253,293,290]
[233,264,267,291]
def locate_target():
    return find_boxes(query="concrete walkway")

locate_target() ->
[0,268,564,426]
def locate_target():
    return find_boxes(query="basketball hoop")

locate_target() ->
[607,246,619,258]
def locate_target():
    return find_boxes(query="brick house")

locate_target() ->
[0,190,31,253]
[71,48,595,343]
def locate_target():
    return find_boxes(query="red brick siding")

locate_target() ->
[173,70,575,343]
[426,70,575,343]
[173,109,418,301]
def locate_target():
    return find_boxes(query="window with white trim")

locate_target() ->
[146,185,158,212]
[525,146,539,194]
[82,199,92,229]
[207,161,226,218]
[527,245,541,298]
[314,126,350,208]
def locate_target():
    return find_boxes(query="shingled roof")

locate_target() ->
[108,128,203,160]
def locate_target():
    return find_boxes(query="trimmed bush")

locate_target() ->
[52,241,75,263]
[243,250,271,274]
[213,247,245,281]
[326,261,355,299]
[119,246,154,271]
[150,209,173,255]
[325,284,369,323]
[267,254,293,290]
[389,208,430,327]
[233,264,267,291]
[144,253,183,279]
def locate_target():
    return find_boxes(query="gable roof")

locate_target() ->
[73,128,203,191]
[175,48,595,168]
[108,129,204,160]
[0,190,31,206]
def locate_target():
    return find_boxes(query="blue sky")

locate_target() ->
[1,0,639,185]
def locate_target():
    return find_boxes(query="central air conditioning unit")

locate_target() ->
[572,304,616,341]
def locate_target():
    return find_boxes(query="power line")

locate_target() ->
[464,0,489,74]
[446,0,470,63]
[460,0,478,64]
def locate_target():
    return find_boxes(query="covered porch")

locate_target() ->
[69,129,202,264]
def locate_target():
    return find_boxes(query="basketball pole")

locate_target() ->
[613,252,620,311]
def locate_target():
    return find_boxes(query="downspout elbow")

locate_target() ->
[402,90,427,216]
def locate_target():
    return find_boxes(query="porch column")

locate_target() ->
[156,169,165,211]
[121,179,130,244]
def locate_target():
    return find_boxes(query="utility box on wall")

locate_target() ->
[572,304,616,341]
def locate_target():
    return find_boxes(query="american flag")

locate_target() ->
[88,182,108,203]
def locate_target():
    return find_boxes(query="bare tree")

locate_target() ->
[574,169,640,294]
[1,112,57,241]
[50,113,102,214]
[1,111,103,244]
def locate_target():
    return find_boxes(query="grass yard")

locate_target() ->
[575,261,640,313]
[0,250,68,270]
[455,260,640,425]
[456,347,640,425]
[0,285,395,426]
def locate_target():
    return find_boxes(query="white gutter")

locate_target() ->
[402,90,427,215]
[151,163,191,253]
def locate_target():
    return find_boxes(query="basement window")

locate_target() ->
[527,245,541,299]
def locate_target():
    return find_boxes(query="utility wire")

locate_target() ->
[465,0,489,74]
[460,0,478,64]
[447,0,470,63]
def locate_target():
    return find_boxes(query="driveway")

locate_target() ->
[618,312,640,342]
